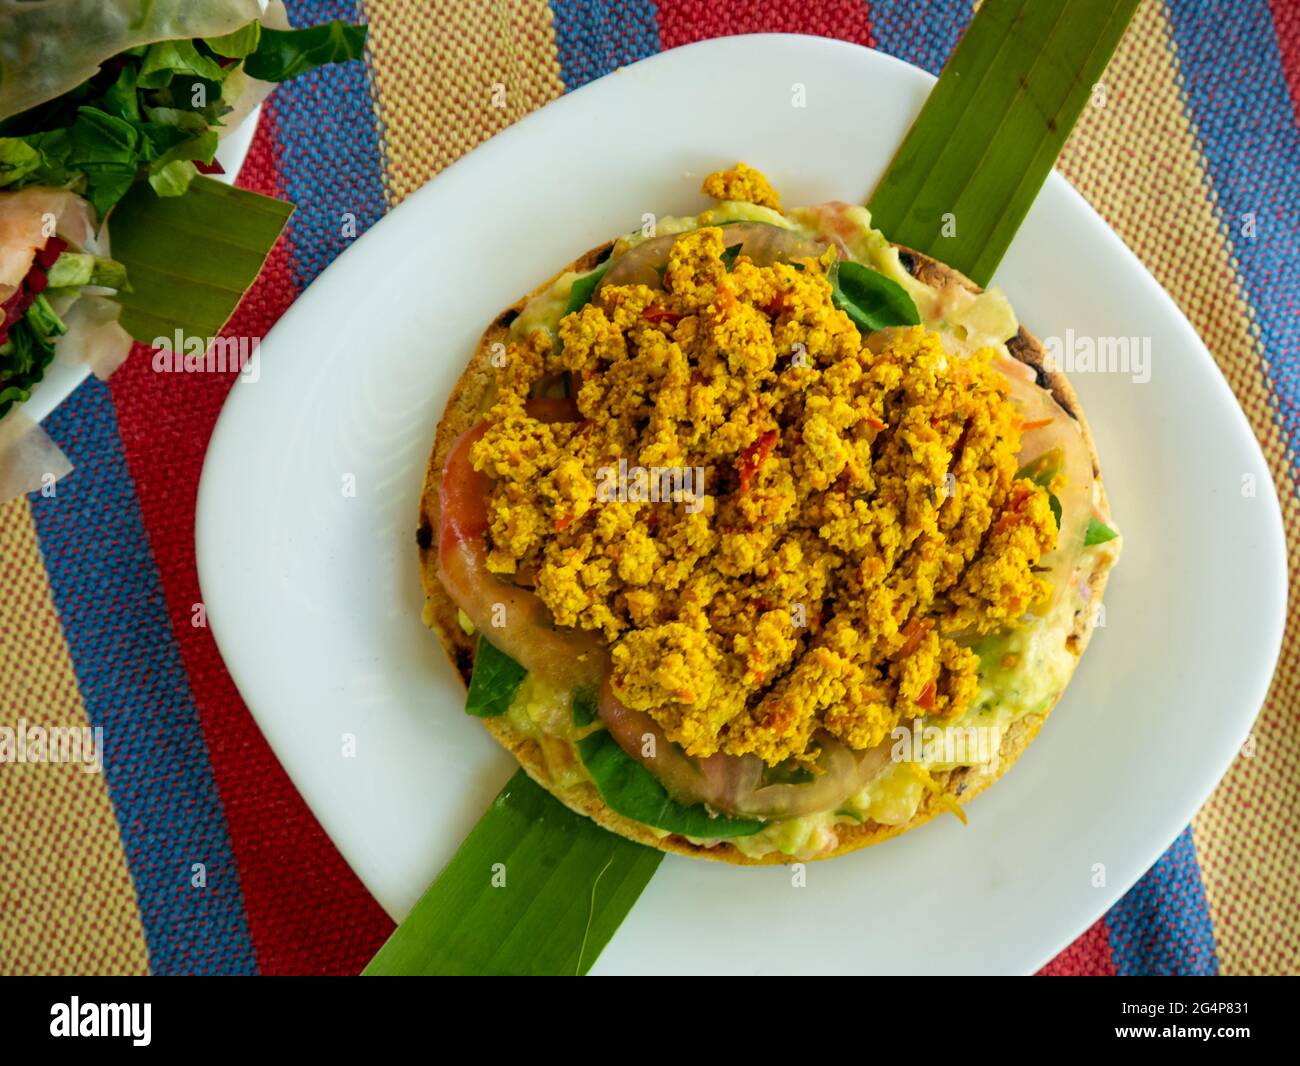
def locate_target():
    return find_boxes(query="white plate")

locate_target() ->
[20,109,258,425]
[196,35,1287,975]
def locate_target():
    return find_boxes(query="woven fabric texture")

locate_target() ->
[0,0,1295,975]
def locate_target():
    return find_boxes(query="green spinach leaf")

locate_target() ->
[464,635,527,718]
[830,259,921,333]
[1084,517,1118,545]
[563,262,610,316]
[576,729,764,838]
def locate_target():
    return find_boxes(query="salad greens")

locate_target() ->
[0,299,65,415]
[44,252,129,293]
[0,20,367,221]
[241,23,370,82]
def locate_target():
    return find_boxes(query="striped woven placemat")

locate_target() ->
[1,0,1295,975]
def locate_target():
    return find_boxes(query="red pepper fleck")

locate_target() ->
[194,158,226,176]
[918,680,937,711]
[897,617,933,659]
[642,307,681,327]
[738,429,778,494]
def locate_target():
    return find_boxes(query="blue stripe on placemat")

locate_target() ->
[1106,827,1220,975]
[1164,0,1300,481]
[277,0,388,287]
[30,380,257,976]
[549,0,662,90]
[866,0,970,75]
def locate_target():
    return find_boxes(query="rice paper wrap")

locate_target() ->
[0,407,72,500]
[0,0,287,121]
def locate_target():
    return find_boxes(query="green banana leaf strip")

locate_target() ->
[464,634,527,718]
[362,769,662,975]
[108,175,292,343]
[868,0,1140,286]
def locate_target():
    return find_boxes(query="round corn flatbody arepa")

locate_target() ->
[416,232,1117,865]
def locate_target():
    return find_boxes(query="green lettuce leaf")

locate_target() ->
[100,65,143,123]
[0,137,42,186]
[45,252,129,291]
[137,40,228,89]
[148,158,199,197]
[242,22,369,82]
[205,22,264,60]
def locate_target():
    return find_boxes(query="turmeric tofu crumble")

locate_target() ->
[700,162,782,212]
[469,167,1058,769]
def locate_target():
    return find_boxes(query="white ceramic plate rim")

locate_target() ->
[196,34,1287,975]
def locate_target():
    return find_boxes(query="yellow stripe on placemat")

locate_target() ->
[1057,0,1300,975]
[361,0,566,206]
[0,498,150,976]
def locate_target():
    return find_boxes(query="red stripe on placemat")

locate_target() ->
[1037,918,1117,976]
[1269,0,1300,122]
[107,105,393,975]
[655,0,876,48]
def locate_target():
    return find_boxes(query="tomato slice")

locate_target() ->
[436,399,606,691]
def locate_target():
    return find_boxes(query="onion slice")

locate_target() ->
[600,223,831,292]
[995,353,1095,599]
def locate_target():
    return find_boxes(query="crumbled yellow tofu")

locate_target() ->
[470,167,1056,766]
[701,162,783,211]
